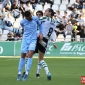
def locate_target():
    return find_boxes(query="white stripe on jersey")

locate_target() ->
[40,16,56,39]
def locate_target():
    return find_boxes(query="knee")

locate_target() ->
[26,51,34,58]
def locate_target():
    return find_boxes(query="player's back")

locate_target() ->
[20,16,39,39]
[40,16,56,39]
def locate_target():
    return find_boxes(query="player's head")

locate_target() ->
[36,10,43,18]
[24,11,32,21]
[44,8,55,17]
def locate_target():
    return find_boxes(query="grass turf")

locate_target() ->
[0,58,85,85]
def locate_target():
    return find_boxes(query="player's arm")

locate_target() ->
[7,20,23,34]
[51,19,59,49]
[52,41,57,49]
[50,31,57,49]
[1,19,23,35]
[20,20,24,34]
[36,16,43,40]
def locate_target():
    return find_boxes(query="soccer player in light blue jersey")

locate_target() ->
[17,10,43,81]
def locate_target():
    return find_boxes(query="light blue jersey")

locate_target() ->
[21,16,42,53]
[20,16,42,39]
[17,16,42,79]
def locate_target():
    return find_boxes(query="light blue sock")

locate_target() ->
[26,58,33,74]
[18,58,25,73]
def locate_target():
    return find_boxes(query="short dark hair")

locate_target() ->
[24,11,31,17]
[36,10,43,16]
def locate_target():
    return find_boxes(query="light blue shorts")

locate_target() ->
[21,38,37,53]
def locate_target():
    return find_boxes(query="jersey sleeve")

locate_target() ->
[20,20,24,29]
[54,20,60,27]
[37,18,43,34]
[50,31,57,42]
[33,16,43,34]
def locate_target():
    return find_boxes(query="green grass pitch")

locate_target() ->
[0,57,85,85]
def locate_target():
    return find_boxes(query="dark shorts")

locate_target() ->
[20,0,29,4]
[34,37,48,54]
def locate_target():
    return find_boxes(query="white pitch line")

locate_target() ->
[5,59,19,61]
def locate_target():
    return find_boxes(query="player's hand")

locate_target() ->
[53,44,57,49]
[39,34,43,40]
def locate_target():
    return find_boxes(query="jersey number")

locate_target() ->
[47,27,53,37]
